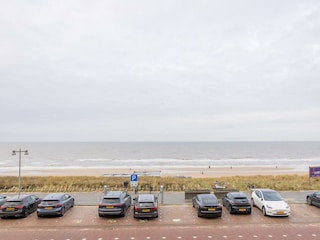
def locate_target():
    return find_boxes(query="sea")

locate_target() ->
[0,142,320,174]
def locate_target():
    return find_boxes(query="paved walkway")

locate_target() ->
[3,190,309,205]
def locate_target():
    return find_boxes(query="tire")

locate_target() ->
[228,205,233,214]
[23,208,29,218]
[60,207,65,217]
[262,206,267,216]
[307,197,312,205]
[247,208,252,214]
[197,209,202,217]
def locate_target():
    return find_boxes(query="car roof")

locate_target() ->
[104,191,124,198]
[43,193,66,200]
[137,194,155,202]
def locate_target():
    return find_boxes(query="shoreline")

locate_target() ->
[0,166,308,178]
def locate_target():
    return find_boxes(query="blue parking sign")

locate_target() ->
[130,174,138,182]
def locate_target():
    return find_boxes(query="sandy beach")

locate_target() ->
[0,166,307,178]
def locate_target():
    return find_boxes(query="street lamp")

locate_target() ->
[12,149,28,197]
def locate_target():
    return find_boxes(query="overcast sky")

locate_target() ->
[1,0,320,142]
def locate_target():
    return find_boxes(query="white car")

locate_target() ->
[251,189,290,217]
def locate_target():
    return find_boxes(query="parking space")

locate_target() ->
[1,203,319,228]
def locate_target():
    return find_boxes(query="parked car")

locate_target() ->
[192,193,222,218]
[133,194,158,218]
[222,192,251,214]
[37,193,74,217]
[306,191,320,207]
[0,195,7,206]
[251,189,290,217]
[0,194,41,218]
[98,191,131,217]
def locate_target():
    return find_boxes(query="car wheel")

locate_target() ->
[247,208,252,214]
[23,208,29,218]
[60,207,65,217]
[307,197,312,205]
[262,206,267,216]
[228,205,233,214]
[197,209,202,217]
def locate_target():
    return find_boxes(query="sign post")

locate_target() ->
[130,173,138,187]
[309,166,320,184]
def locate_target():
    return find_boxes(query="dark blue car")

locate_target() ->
[37,193,74,217]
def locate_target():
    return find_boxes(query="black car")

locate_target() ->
[306,191,320,207]
[0,195,7,206]
[133,194,158,218]
[0,194,41,218]
[192,193,222,218]
[222,192,251,214]
[98,191,131,217]
[37,193,75,217]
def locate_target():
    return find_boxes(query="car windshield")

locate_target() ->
[103,198,120,204]
[202,197,217,204]
[42,200,59,205]
[263,191,282,201]
[137,202,154,208]
[3,201,22,207]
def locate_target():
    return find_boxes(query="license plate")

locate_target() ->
[239,208,246,211]
[208,208,216,211]
[6,207,15,211]
[142,209,150,212]
[45,207,53,210]
[277,211,284,215]
[106,206,114,209]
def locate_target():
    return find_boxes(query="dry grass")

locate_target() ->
[0,174,319,193]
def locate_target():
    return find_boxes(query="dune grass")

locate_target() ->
[1,174,319,193]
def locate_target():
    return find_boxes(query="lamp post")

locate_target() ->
[12,149,28,197]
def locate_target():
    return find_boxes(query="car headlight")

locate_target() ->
[266,204,273,209]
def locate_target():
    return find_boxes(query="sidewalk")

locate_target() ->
[69,190,309,206]
[3,190,309,206]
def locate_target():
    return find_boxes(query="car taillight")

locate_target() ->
[99,204,106,207]
[15,205,24,209]
[134,206,140,211]
[55,204,63,208]
[113,204,123,207]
